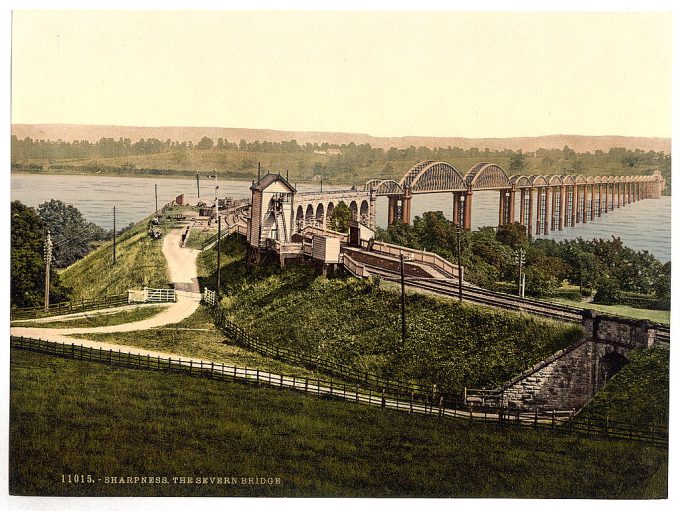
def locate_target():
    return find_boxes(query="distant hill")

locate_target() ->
[11,123,671,154]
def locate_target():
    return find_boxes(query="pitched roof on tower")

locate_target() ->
[250,173,297,193]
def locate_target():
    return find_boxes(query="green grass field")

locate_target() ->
[78,306,320,379]
[11,305,169,329]
[9,348,667,497]
[548,298,670,325]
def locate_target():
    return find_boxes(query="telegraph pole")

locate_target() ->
[44,230,52,312]
[196,173,201,198]
[155,184,158,216]
[113,206,117,265]
[400,253,407,345]
[455,225,463,302]
[216,213,222,304]
[516,248,526,298]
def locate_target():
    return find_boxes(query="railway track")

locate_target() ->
[363,263,616,324]
[369,263,670,340]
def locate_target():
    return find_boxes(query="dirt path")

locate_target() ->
[10,228,203,339]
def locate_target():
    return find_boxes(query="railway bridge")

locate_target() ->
[282,161,665,237]
[246,163,665,248]
[369,160,665,235]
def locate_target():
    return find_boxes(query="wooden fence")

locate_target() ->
[10,335,668,446]
[212,308,452,406]
[11,294,128,320]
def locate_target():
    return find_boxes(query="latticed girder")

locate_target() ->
[463,163,511,189]
[364,179,404,196]
[409,161,465,193]
[399,160,437,189]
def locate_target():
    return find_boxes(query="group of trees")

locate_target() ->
[376,211,670,305]
[11,199,113,309]
[11,201,71,308]
[37,199,109,267]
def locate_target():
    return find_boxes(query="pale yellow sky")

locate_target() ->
[11,10,672,138]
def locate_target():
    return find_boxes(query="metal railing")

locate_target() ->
[341,253,367,277]
[371,240,461,278]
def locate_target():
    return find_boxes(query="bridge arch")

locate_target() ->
[305,204,314,225]
[349,200,358,220]
[360,200,369,223]
[315,203,325,227]
[464,163,511,190]
[400,161,465,193]
[510,175,532,188]
[326,202,335,224]
[365,179,403,196]
[548,175,563,186]
[529,175,548,187]
[599,351,629,384]
[295,205,304,231]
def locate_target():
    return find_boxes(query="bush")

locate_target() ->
[594,278,623,305]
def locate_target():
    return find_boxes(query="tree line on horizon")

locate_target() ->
[11,134,669,168]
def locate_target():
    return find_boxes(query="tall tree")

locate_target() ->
[329,202,351,232]
[37,199,107,267]
[11,201,70,308]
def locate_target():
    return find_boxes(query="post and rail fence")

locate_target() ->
[10,335,668,446]
[11,294,129,321]
[12,287,177,321]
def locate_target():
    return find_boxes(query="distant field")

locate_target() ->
[10,348,667,497]
[12,146,666,188]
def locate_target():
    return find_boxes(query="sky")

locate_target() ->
[10,9,673,139]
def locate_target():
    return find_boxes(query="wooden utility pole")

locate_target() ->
[216,213,221,303]
[516,248,526,298]
[113,206,117,265]
[455,226,463,302]
[155,184,158,216]
[196,173,200,198]
[400,253,407,345]
[44,230,52,312]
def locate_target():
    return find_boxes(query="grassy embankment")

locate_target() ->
[197,236,583,395]
[9,348,667,498]
[10,305,169,329]
[59,206,190,300]
[184,227,216,250]
[578,347,669,427]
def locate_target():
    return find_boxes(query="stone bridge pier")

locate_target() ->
[498,311,664,411]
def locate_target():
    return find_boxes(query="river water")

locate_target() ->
[11,173,671,261]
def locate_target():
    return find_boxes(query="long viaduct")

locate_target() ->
[292,160,665,235]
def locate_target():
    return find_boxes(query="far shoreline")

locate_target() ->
[10,169,329,186]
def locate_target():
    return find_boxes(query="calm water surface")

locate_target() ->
[12,174,671,261]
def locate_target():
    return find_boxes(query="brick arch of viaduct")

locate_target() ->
[293,191,375,232]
